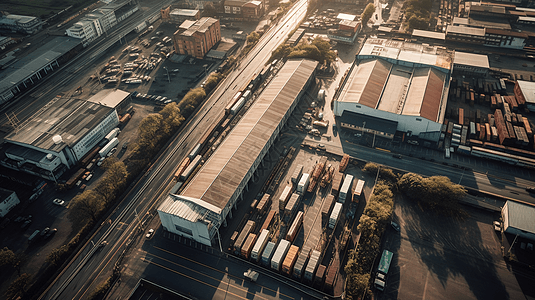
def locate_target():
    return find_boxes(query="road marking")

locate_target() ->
[422,270,429,299]
[375,147,390,153]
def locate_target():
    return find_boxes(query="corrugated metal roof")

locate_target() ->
[181,59,318,210]
[158,194,221,222]
[412,29,446,40]
[517,80,535,104]
[5,96,114,152]
[446,25,485,36]
[404,68,445,121]
[86,89,130,108]
[454,51,489,69]
[504,201,535,234]
[339,59,391,108]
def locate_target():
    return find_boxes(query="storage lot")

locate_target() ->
[381,196,527,300]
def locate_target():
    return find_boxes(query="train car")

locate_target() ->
[225,91,243,115]
[180,155,202,181]
[286,211,303,242]
[174,157,191,181]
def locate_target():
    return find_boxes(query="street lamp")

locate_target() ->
[163,66,170,83]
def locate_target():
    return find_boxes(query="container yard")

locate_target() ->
[222,143,373,296]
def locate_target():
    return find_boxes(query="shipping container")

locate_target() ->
[297,173,310,194]
[234,220,256,254]
[225,91,243,114]
[230,97,246,115]
[293,248,310,279]
[339,174,354,203]
[325,262,339,290]
[251,229,270,262]
[174,157,191,181]
[105,127,120,141]
[257,193,271,215]
[99,137,119,157]
[241,233,257,259]
[188,143,202,159]
[180,155,202,181]
[242,90,252,101]
[291,164,303,184]
[282,245,300,275]
[260,210,277,232]
[339,154,349,172]
[329,202,342,229]
[286,211,303,242]
[279,185,293,210]
[321,194,335,218]
[284,193,300,217]
[331,171,342,196]
[79,146,101,167]
[304,250,321,282]
[353,179,365,203]
[314,265,326,287]
[271,239,291,271]
[261,242,276,266]
[229,231,239,251]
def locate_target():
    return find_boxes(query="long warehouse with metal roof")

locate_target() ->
[158,59,318,246]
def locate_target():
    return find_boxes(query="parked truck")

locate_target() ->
[331,171,343,196]
[99,137,119,157]
[244,269,259,282]
[339,174,354,203]
[271,239,291,271]
[261,241,276,267]
[329,202,342,229]
[279,185,293,210]
[251,229,269,262]
[375,250,393,291]
[353,179,365,203]
[297,173,310,194]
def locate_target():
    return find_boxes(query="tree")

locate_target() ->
[46,245,68,267]
[269,44,293,63]
[362,162,378,174]
[398,173,466,211]
[203,72,223,94]
[136,113,164,155]
[6,273,31,300]
[247,31,260,44]
[361,3,375,26]
[68,190,104,229]
[203,2,217,16]
[94,161,128,204]
[345,273,370,300]
[160,102,184,136]
[0,247,16,270]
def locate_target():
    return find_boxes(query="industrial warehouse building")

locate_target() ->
[158,59,319,246]
[0,36,82,106]
[1,89,130,181]
[333,38,454,141]
[502,201,535,242]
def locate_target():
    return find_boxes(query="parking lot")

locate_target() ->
[380,196,527,300]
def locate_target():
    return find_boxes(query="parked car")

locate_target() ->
[21,220,32,229]
[40,227,50,237]
[146,229,154,238]
[52,199,65,206]
[44,228,58,239]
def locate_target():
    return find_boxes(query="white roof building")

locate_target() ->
[502,201,535,241]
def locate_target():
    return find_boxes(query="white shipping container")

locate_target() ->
[271,239,291,271]
[180,155,202,181]
[230,97,246,115]
[188,143,202,159]
[329,202,342,229]
[297,173,310,194]
[304,250,321,281]
[99,137,119,157]
[251,229,270,262]
[291,164,303,184]
[279,185,293,210]
[339,174,353,203]
[105,128,120,141]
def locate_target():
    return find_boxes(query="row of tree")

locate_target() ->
[345,163,396,299]
[269,37,336,65]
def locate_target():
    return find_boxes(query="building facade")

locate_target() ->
[0,14,43,34]
[173,17,221,59]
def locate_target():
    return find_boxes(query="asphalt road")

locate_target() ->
[39,0,310,299]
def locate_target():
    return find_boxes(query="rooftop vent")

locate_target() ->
[52,135,63,144]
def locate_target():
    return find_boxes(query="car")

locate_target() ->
[146,228,154,238]
[392,154,402,159]
[107,148,117,157]
[155,96,162,101]
[391,221,400,232]
[526,187,535,193]
[53,199,65,206]
[163,99,172,104]
[98,241,108,249]
[122,142,128,149]
[44,228,57,239]
[97,157,106,167]
[40,227,50,237]
[86,174,93,181]
[21,220,32,229]
[317,144,326,150]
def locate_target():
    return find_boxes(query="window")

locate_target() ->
[175,224,193,236]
